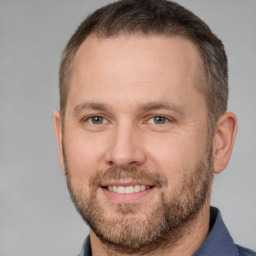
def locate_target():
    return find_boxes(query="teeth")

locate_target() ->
[140,185,146,191]
[117,186,126,193]
[125,186,134,194]
[107,185,151,194]
[134,185,140,192]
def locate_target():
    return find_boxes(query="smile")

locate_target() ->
[106,185,152,194]
[100,183,155,202]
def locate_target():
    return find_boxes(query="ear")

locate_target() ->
[212,112,237,174]
[53,110,65,173]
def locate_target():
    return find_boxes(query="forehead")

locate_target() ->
[74,34,202,77]
[69,34,204,110]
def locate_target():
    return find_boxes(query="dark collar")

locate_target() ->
[194,206,239,256]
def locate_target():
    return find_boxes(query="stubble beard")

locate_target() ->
[64,145,213,254]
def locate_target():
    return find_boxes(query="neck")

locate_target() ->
[90,203,211,256]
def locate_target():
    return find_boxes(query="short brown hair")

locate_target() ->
[59,0,228,132]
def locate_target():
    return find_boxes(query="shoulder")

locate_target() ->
[236,245,256,256]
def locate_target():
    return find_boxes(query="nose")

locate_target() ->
[105,124,147,168]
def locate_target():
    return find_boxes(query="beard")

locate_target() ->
[64,145,213,254]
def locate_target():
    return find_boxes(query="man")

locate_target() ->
[53,0,256,255]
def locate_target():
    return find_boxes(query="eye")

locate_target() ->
[86,116,107,125]
[148,116,169,124]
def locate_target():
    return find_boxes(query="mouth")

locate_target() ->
[100,182,155,202]
[102,185,153,194]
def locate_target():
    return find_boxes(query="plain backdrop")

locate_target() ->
[0,0,255,255]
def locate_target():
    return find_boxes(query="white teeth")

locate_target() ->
[107,185,151,194]
[134,185,141,192]
[117,186,126,193]
[125,186,134,194]
[140,185,146,191]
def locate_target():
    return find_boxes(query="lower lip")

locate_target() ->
[100,187,155,203]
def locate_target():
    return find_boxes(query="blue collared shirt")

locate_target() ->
[78,207,256,256]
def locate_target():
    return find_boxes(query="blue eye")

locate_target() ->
[148,116,169,124]
[87,116,106,124]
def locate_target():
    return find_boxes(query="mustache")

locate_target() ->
[89,166,168,188]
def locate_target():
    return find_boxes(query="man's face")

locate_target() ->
[60,35,213,251]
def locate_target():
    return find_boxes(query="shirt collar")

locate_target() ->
[194,206,239,256]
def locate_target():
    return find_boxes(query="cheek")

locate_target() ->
[63,132,107,182]
[145,133,206,182]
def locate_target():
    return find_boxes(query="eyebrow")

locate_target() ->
[138,102,186,116]
[73,102,109,116]
[73,101,186,116]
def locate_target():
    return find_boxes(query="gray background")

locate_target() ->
[0,0,255,255]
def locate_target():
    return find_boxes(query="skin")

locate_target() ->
[54,35,237,256]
